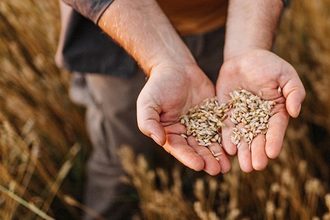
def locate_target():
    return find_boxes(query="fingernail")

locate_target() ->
[151,134,162,146]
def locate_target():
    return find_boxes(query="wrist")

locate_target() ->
[147,51,196,77]
[149,60,211,88]
[224,46,271,62]
[221,49,271,77]
[223,48,271,62]
[224,0,283,61]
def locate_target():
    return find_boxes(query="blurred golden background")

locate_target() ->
[0,0,329,219]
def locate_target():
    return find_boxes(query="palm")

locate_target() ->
[216,50,305,172]
[137,64,230,175]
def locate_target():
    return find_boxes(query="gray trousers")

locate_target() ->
[69,28,225,220]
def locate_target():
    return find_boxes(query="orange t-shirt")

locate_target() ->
[157,0,228,35]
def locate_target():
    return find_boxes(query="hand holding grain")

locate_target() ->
[137,63,231,175]
[216,49,306,172]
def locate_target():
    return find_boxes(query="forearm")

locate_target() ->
[224,0,284,61]
[99,0,195,75]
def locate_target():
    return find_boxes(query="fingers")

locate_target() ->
[187,137,221,175]
[216,93,237,155]
[136,96,207,173]
[238,111,289,172]
[237,142,253,173]
[221,120,237,155]
[209,144,231,173]
[226,112,288,172]
[137,95,166,146]
[165,134,205,171]
[251,135,268,170]
[164,124,230,175]
[280,68,306,118]
[265,111,289,159]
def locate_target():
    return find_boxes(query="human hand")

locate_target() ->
[216,49,305,172]
[137,63,231,175]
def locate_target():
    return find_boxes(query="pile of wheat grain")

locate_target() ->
[180,98,231,146]
[180,89,275,153]
[229,89,275,149]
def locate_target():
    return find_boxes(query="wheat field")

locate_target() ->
[0,0,329,219]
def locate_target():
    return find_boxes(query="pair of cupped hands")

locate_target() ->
[137,49,306,175]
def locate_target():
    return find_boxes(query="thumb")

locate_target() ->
[136,94,166,146]
[280,68,306,118]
